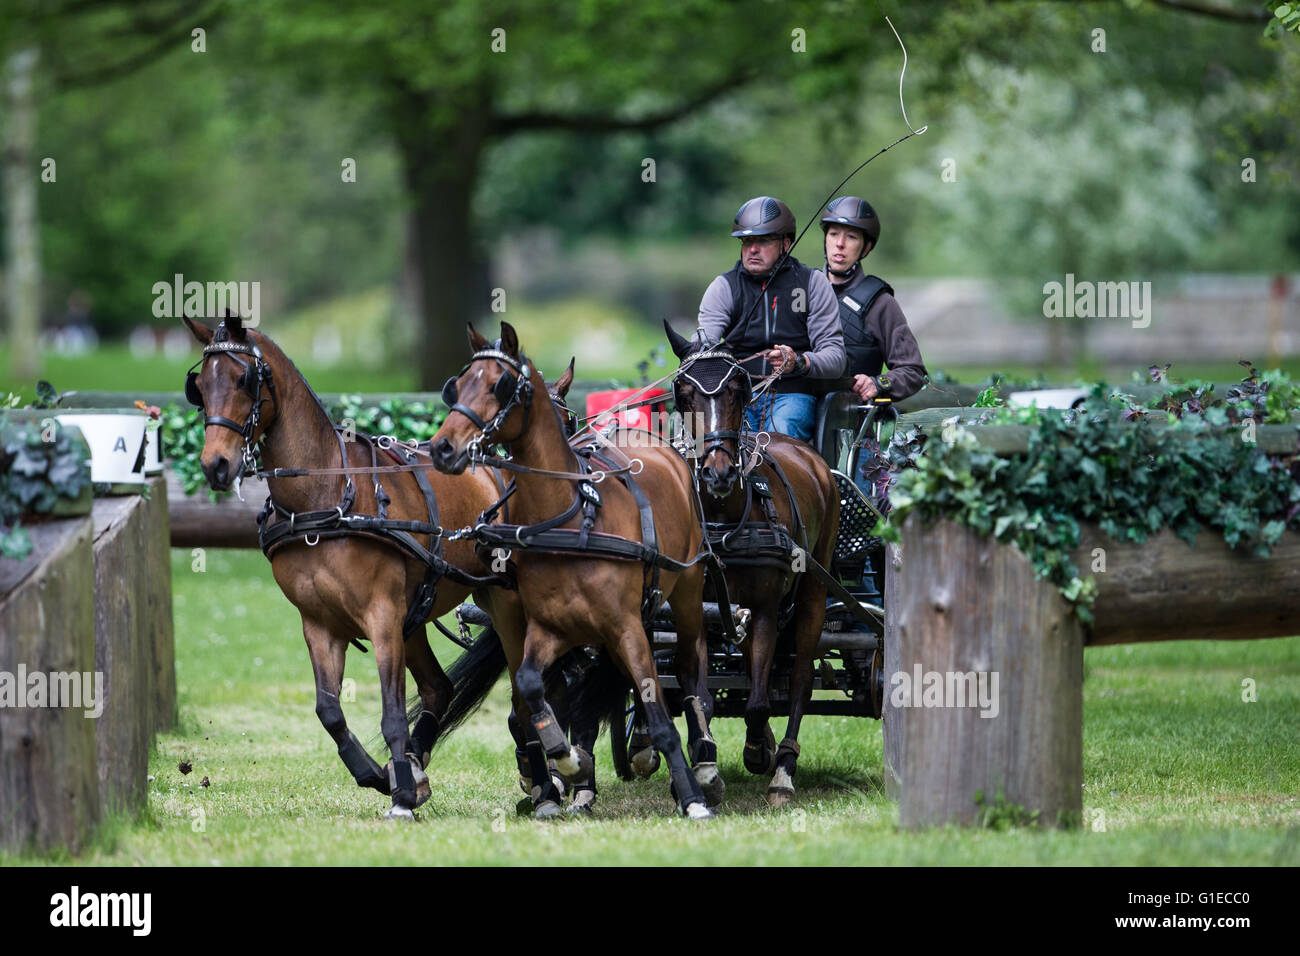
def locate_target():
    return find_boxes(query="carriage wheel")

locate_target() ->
[610,695,635,781]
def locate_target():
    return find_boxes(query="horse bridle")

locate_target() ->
[441,346,535,459]
[674,348,755,474]
[185,338,279,476]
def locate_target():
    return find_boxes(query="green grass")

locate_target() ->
[6,549,1298,865]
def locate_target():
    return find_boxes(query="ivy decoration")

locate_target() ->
[874,372,1300,623]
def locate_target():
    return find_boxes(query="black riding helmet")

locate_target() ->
[731,196,795,240]
[821,196,880,278]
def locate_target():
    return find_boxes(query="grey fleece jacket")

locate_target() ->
[695,268,846,379]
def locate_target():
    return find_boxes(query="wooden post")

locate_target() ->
[882,541,903,800]
[893,516,1083,829]
[140,476,176,731]
[89,475,174,812]
[0,517,100,854]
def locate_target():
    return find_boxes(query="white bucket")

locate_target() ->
[55,412,148,485]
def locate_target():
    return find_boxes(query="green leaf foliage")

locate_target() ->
[0,418,94,560]
[875,368,1300,622]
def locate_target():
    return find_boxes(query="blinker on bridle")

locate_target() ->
[673,348,753,473]
[441,346,535,456]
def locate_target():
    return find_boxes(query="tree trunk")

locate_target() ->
[395,92,493,390]
[5,48,42,385]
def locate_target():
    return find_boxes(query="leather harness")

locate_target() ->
[256,429,502,640]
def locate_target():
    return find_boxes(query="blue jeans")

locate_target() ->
[745,392,816,443]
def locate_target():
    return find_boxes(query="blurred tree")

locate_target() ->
[0,0,221,381]
[225,0,893,386]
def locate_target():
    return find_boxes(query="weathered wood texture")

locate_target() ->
[89,474,175,814]
[882,541,903,800]
[164,466,262,548]
[1077,526,1300,645]
[91,494,153,813]
[143,476,178,732]
[0,517,100,854]
[891,516,1083,829]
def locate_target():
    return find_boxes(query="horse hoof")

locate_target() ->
[533,800,564,821]
[630,746,660,778]
[768,765,795,807]
[694,762,725,807]
[743,726,777,776]
[767,788,795,808]
[683,801,714,821]
[384,805,415,822]
[516,796,533,817]
[408,758,431,809]
[567,789,596,816]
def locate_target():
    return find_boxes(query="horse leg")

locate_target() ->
[607,622,712,820]
[669,578,723,806]
[367,604,428,820]
[404,624,454,769]
[769,577,827,807]
[743,610,779,777]
[515,627,593,805]
[304,618,389,796]
[628,697,659,777]
[566,701,600,816]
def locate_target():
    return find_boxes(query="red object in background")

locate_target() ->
[584,388,669,430]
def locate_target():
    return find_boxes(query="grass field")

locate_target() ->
[6,548,1298,866]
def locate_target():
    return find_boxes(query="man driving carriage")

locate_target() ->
[694,196,845,443]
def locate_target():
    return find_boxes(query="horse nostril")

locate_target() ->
[212,458,229,487]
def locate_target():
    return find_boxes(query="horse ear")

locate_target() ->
[224,309,246,340]
[183,316,214,345]
[499,321,519,358]
[467,323,489,352]
[664,319,693,360]
[552,357,575,398]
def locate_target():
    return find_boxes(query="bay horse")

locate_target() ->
[665,323,840,806]
[430,321,722,819]
[184,314,517,819]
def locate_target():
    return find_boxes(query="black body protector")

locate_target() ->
[835,271,894,379]
[721,257,817,385]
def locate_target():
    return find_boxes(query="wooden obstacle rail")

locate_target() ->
[882,412,1300,829]
[0,474,175,854]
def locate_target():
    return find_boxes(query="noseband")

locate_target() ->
[185,337,279,477]
[441,346,535,459]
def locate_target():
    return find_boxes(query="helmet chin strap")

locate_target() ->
[825,258,861,279]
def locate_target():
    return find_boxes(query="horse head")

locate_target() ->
[665,320,752,499]
[432,321,538,474]
[182,312,281,491]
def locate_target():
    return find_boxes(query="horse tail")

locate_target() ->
[564,648,632,739]
[430,625,509,746]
